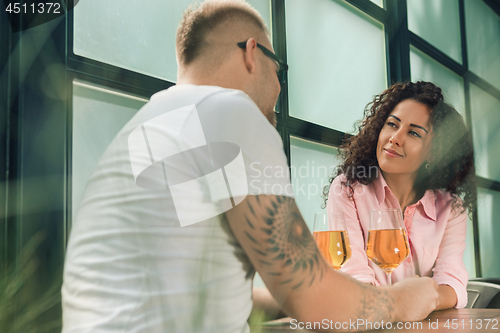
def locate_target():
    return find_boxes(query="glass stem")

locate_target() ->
[387,272,392,285]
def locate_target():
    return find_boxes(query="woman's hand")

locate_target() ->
[436,284,458,310]
[386,276,439,322]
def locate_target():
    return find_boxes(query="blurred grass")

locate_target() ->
[0,231,62,333]
[248,308,268,333]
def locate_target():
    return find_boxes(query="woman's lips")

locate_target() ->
[384,148,402,157]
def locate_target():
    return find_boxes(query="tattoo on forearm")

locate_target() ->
[245,195,327,290]
[356,283,395,322]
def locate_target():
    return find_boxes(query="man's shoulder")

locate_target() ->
[151,85,255,108]
[145,85,262,125]
[195,86,260,115]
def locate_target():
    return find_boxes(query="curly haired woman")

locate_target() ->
[324,81,476,310]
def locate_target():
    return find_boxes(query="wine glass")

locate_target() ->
[366,209,409,285]
[313,212,352,269]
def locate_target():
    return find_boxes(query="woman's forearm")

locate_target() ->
[436,285,457,310]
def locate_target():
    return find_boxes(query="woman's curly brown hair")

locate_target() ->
[323,81,477,216]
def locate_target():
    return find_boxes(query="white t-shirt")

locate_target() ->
[62,85,293,333]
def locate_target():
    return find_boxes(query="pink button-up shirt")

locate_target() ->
[327,171,468,308]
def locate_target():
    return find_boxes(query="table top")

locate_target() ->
[250,309,500,332]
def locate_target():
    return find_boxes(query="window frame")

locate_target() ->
[63,0,500,278]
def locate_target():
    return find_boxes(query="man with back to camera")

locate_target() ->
[61,0,440,332]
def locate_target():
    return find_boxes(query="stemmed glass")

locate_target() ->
[313,212,352,269]
[366,209,409,285]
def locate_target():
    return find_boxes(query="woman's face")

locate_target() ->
[376,99,434,178]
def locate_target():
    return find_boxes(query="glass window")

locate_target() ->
[477,187,500,277]
[286,0,387,133]
[408,0,462,64]
[470,83,500,182]
[410,46,466,116]
[74,0,271,82]
[290,136,340,231]
[465,0,500,91]
[72,81,147,219]
[464,215,476,277]
[370,0,384,8]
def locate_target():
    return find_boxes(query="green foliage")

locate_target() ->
[0,231,62,333]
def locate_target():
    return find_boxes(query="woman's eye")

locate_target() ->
[410,130,421,138]
[387,122,396,128]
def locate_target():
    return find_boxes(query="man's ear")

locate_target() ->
[242,38,258,74]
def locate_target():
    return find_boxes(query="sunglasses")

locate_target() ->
[237,41,288,86]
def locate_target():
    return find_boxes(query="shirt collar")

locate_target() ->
[419,190,437,221]
[373,169,437,221]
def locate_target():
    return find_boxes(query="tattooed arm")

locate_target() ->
[225,195,439,330]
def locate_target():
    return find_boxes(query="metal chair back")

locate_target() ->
[466,281,500,308]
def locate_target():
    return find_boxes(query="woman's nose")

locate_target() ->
[389,132,403,146]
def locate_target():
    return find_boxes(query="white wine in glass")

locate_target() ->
[313,212,352,269]
[366,209,409,285]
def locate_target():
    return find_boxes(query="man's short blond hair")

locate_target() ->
[176,0,269,66]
